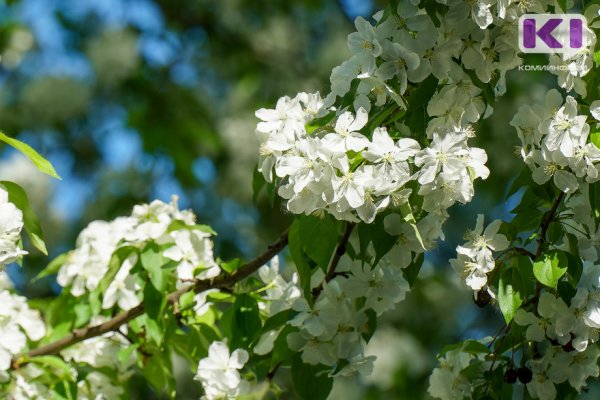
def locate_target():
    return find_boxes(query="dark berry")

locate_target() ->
[517,367,533,384]
[504,368,518,384]
[474,289,491,307]
[562,341,575,352]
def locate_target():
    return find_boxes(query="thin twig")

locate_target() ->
[513,247,535,260]
[325,223,355,283]
[534,191,565,260]
[531,191,565,301]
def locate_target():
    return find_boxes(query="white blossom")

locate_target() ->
[0,290,45,372]
[195,341,250,400]
[0,188,27,267]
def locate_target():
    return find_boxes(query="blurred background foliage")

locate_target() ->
[0,0,574,398]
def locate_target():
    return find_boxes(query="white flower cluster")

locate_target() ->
[0,187,27,268]
[253,247,412,376]
[257,256,301,316]
[526,345,599,400]
[256,93,422,224]
[5,367,52,399]
[512,90,600,194]
[328,0,528,104]
[450,214,509,291]
[428,343,489,400]
[3,315,126,399]
[194,340,250,400]
[256,92,490,225]
[0,290,45,378]
[514,286,600,399]
[57,197,220,311]
[5,364,122,399]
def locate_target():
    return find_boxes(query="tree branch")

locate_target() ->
[22,228,290,361]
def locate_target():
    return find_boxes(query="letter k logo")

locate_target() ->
[518,14,586,54]
[523,18,562,48]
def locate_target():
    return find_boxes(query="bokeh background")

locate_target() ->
[0,0,588,398]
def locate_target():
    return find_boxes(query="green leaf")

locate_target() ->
[194,224,217,236]
[27,355,75,382]
[559,0,567,11]
[289,219,312,298]
[97,246,137,293]
[402,252,424,287]
[510,209,543,232]
[399,201,426,250]
[271,325,296,367]
[358,215,397,266]
[142,354,176,399]
[366,102,400,132]
[0,180,48,255]
[262,309,294,333]
[507,168,534,197]
[494,323,525,355]
[512,256,535,299]
[546,220,563,244]
[564,234,583,287]
[73,303,92,328]
[179,291,195,311]
[171,326,210,363]
[407,75,439,109]
[595,49,600,66]
[231,294,261,349]
[589,182,600,224]
[498,268,523,323]
[299,214,340,272]
[305,111,336,135]
[0,132,60,179]
[144,280,166,321]
[54,380,78,400]
[558,280,577,305]
[438,339,491,358]
[141,242,168,292]
[117,343,139,365]
[363,308,377,342]
[144,315,164,346]
[167,220,216,236]
[533,250,568,289]
[219,258,241,274]
[88,290,102,316]
[252,167,267,204]
[291,354,333,400]
[403,75,438,140]
[461,340,492,355]
[33,253,68,281]
[591,132,600,149]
